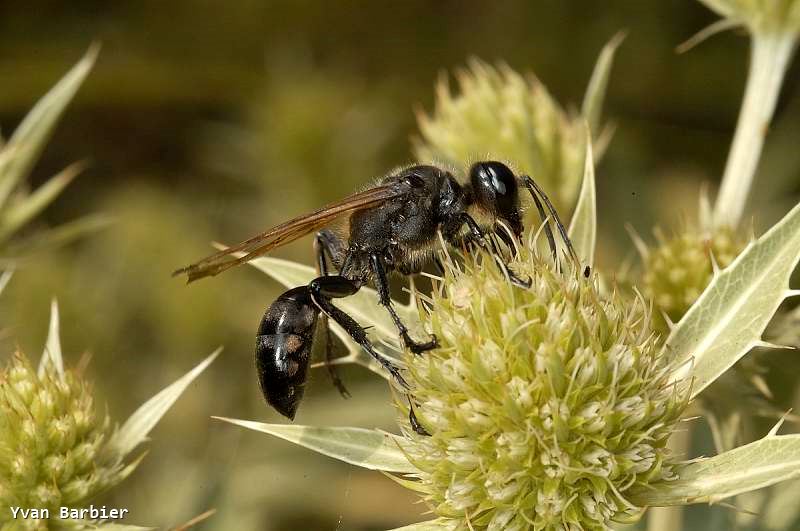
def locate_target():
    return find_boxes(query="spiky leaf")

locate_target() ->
[630,434,800,506]
[106,349,220,458]
[2,214,112,260]
[387,520,457,531]
[0,269,13,297]
[567,136,596,268]
[0,162,83,243]
[213,417,417,473]
[0,46,98,209]
[582,32,624,135]
[665,201,800,397]
[38,298,64,380]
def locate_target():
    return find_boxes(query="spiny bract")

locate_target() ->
[698,0,800,33]
[398,245,688,530]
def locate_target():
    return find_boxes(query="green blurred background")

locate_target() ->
[1,1,799,530]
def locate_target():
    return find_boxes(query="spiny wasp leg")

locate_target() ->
[487,232,531,288]
[309,275,409,389]
[314,231,351,398]
[493,223,518,258]
[369,253,438,355]
[524,179,558,262]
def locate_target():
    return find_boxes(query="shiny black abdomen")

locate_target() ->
[255,286,319,419]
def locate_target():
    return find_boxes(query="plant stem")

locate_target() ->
[713,33,797,228]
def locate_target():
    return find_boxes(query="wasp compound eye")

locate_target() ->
[470,161,515,197]
[470,161,522,236]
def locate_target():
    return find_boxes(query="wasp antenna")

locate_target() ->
[522,176,581,269]
[522,178,557,260]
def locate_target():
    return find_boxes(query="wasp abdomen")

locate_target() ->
[256,287,319,420]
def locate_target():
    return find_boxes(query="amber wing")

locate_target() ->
[173,184,402,283]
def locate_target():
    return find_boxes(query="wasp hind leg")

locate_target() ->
[309,275,408,388]
[314,230,351,398]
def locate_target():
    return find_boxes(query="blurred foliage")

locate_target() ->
[0,47,107,266]
[0,1,799,530]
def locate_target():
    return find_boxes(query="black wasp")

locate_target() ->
[174,161,581,421]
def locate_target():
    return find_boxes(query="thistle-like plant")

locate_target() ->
[216,140,800,530]
[696,0,800,229]
[640,224,746,334]
[208,17,800,531]
[634,2,800,527]
[0,300,219,530]
[0,47,221,531]
[640,0,800,333]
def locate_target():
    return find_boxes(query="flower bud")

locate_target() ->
[0,352,128,525]
[643,225,745,333]
[413,60,585,212]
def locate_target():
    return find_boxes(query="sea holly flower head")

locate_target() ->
[0,301,218,530]
[641,224,746,333]
[0,352,126,527]
[413,60,585,212]
[397,244,688,530]
[413,32,622,213]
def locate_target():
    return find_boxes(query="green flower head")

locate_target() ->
[0,352,129,528]
[642,225,746,333]
[398,244,688,530]
[0,300,218,530]
[413,60,586,212]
